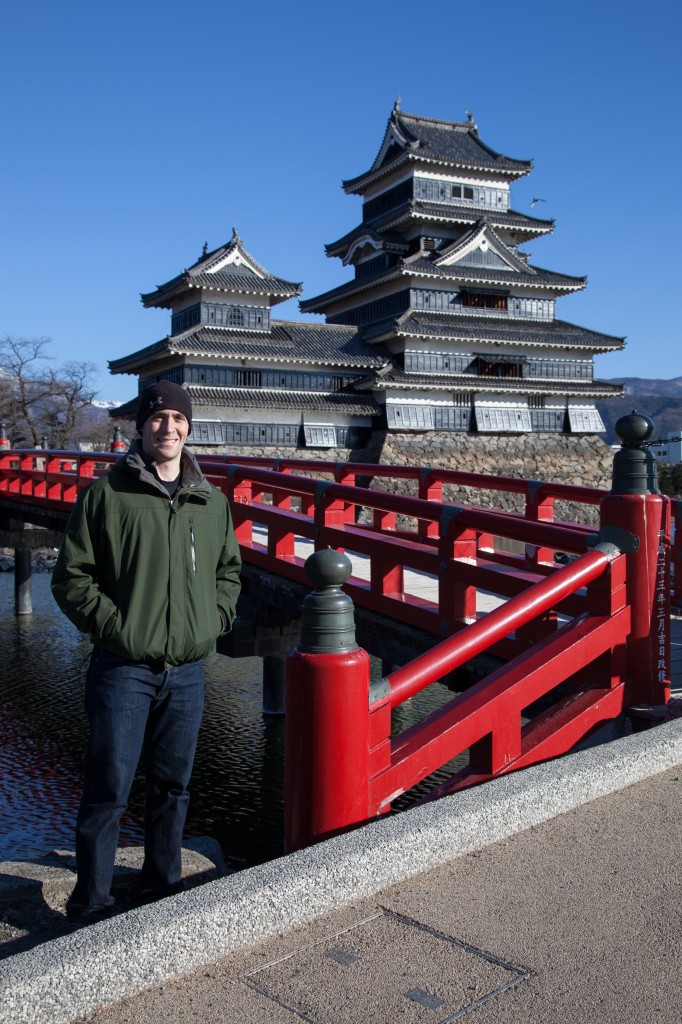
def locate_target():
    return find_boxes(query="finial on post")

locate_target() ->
[299,548,357,653]
[611,411,658,495]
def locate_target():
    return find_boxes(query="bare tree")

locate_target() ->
[0,335,101,448]
[37,360,99,448]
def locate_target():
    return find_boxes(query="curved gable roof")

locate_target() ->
[141,229,302,309]
[343,105,532,194]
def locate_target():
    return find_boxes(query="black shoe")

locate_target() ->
[66,902,117,925]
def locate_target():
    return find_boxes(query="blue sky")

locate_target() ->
[2,0,679,404]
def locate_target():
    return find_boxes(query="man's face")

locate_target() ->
[141,408,189,466]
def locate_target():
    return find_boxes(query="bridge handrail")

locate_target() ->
[285,541,632,849]
[0,447,665,647]
[224,463,591,550]
[1,448,606,509]
[385,546,617,708]
[196,452,607,505]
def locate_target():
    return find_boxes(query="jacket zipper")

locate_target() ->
[166,500,178,670]
[189,518,197,575]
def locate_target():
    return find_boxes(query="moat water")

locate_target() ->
[0,573,458,870]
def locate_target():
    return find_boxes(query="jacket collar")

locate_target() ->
[119,439,212,497]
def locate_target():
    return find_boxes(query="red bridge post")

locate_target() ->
[285,547,371,853]
[599,412,671,717]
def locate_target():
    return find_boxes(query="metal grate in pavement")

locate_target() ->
[239,908,529,1023]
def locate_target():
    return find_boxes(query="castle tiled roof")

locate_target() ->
[343,106,532,194]
[366,362,624,398]
[326,227,410,262]
[111,386,379,421]
[109,321,389,375]
[326,204,553,258]
[187,386,379,415]
[300,256,584,314]
[407,255,584,290]
[140,230,302,309]
[367,311,625,352]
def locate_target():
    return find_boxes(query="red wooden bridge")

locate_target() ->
[0,423,677,850]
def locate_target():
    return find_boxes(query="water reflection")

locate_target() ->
[0,574,462,869]
[0,573,284,869]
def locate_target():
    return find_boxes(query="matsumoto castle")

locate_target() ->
[111,104,624,453]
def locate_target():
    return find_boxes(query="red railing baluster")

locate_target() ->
[525,483,556,570]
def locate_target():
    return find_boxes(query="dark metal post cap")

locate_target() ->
[299,548,357,654]
[611,411,658,495]
[615,411,654,446]
[304,547,352,588]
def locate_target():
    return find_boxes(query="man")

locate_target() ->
[52,381,241,923]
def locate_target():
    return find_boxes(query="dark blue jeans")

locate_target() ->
[68,649,205,912]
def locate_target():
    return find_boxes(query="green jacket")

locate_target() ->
[51,442,242,667]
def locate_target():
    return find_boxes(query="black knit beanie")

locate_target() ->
[136,381,193,432]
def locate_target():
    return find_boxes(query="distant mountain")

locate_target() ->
[597,377,682,444]
[604,376,682,397]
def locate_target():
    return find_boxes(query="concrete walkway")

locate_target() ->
[1,622,681,1023]
[78,759,682,1024]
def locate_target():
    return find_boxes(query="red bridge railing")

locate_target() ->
[284,543,631,850]
[0,427,674,852]
[0,448,608,649]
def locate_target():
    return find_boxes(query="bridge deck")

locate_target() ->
[253,525,508,618]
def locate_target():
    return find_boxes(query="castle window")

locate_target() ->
[461,290,508,311]
[304,424,338,447]
[531,409,564,431]
[476,355,524,378]
[433,407,471,431]
[567,409,605,433]
[386,405,435,430]
[234,369,262,388]
[171,304,201,335]
[202,303,269,330]
[475,406,533,432]
[363,180,413,222]
[190,422,299,446]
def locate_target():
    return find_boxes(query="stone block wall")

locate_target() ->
[353,432,614,525]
